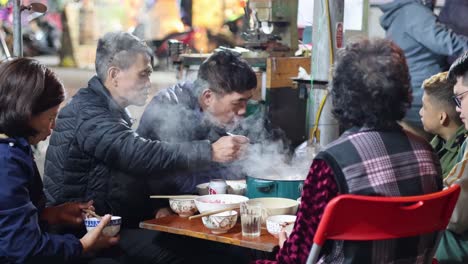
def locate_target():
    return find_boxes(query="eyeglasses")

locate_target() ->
[453,90,468,108]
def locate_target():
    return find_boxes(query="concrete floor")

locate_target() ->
[34,56,179,176]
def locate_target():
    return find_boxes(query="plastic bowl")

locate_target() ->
[194,194,249,213]
[266,215,297,238]
[201,210,238,234]
[84,216,121,237]
[169,198,198,217]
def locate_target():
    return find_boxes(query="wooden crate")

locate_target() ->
[266,57,311,89]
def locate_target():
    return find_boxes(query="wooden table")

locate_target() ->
[140,216,279,252]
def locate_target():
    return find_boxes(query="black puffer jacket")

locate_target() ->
[137,82,286,198]
[137,82,244,198]
[43,76,212,225]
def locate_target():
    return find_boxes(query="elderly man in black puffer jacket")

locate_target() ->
[43,31,249,264]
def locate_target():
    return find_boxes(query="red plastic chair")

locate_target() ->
[306,184,461,264]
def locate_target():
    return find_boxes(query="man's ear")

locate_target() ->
[200,89,213,107]
[440,112,449,126]
[107,67,120,87]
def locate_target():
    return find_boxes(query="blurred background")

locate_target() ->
[0,0,450,174]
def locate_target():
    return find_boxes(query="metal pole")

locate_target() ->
[13,0,22,57]
[308,0,344,146]
[0,31,11,58]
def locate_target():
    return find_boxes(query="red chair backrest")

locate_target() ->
[313,184,461,246]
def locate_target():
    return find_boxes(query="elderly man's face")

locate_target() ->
[454,76,468,129]
[114,53,153,107]
[202,89,253,129]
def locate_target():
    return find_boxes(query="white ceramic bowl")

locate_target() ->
[196,183,210,195]
[84,216,121,237]
[196,180,247,196]
[227,180,247,195]
[194,194,249,213]
[249,197,299,224]
[201,210,238,234]
[266,215,297,238]
[169,198,198,217]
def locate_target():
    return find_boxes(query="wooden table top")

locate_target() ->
[140,216,279,252]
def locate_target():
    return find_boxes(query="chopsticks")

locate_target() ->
[279,221,295,227]
[83,209,102,219]
[188,206,238,220]
[150,195,199,199]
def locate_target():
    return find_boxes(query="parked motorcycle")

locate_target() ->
[22,16,61,56]
[0,5,60,57]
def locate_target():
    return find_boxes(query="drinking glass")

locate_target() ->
[240,201,262,237]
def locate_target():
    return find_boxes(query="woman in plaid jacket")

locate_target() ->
[256,38,443,264]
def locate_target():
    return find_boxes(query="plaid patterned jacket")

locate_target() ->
[315,125,443,264]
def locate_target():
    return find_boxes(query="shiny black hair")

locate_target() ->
[196,50,257,95]
[449,51,468,85]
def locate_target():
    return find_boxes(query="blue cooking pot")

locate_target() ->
[246,175,304,200]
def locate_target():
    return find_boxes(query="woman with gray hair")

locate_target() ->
[255,38,442,264]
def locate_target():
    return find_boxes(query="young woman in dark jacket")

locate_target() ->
[0,58,118,263]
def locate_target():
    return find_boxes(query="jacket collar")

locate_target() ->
[0,134,32,151]
[344,123,402,136]
[87,76,134,126]
[431,125,467,154]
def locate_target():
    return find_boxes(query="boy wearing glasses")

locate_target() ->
[419,71,466,178]
[436,51,468,263]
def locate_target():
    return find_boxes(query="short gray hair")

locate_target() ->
[95,31,153,82]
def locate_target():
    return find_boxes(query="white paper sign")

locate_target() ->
[344,0,364,30]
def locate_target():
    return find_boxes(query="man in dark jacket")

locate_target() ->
[43,31,249,263]
[378,0,468,137]
[136,51,281,217]
[137,51,259,204]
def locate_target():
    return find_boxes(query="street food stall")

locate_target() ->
[174,0,311,148]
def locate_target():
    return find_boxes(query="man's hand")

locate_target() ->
[155,207,174,219]
[41,200,94,226]
[211,135,249,163]
[80,214,119,254]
